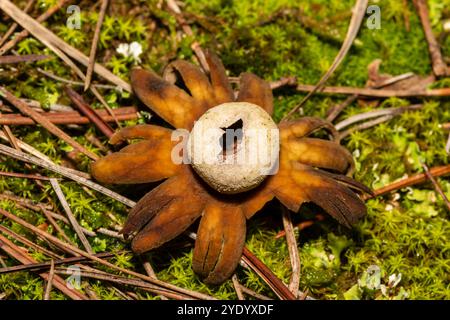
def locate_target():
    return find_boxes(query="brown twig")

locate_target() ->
[124,291,140,300]
[74,263,140,300]
[326,95,359,123]
[0,3,117,125]
[0,0,73,55]
[50,178,94,254]
[111,286,134,300]
[0,144,135,207]
[0,192,96,237]
[2,122,23,172]
[0,107,138,126]
[339,114,394,139]
[54,267,192,300]
[238,285,272,300]
[0,224,62,259]
[65,87,114,138]
[85,0,109,91]
[141,258,168,300]
[275,214,325,239]
[242,247,295,300]
[1,121,60,215]
[0,208,215,300]
[0,256,7,268]
[413,0,448,77]
[0,0,35,48]
[166,0,209,72]
[0,130,53,164]
[37,68,118,90]
[335,104,423,131]
[421,162,450,212]
[43,259,55,300]
[0,251,123,275]
[0,171,54,181]
[39,202,74,245]
[282,0,369,121]
[85,286,100,300]
[402,0,410,32]
[2,222,206,301]
[85,133,110,153]
[366,164,450,199]
[0,0,131,92]
[269,76,297,90]
[299,288,310,300]
[0,233,88,300]
[0,54,50,64]
[0,86,99,160]
[294,84,450,97]
[96,228,124,240]
[2,124,20,150]
[0,130,90,179]
[281,208,300,297]
[232,275,245,300]
[0,191,52,211]
[326,72,415,122]
[0,2,125,127]
[2,8,86,89]
[142,260,157,278]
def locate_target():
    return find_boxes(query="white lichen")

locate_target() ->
[116,41,143,62]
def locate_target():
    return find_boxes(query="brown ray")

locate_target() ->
[283,137,354,174]
[121,169,205,236]
[91,141,179,184]
[163,60,216,108]
[131,68,206,129]
[192,203,246,284]
[279,117,339,141]
[204,50,235,104]
[269,163,367,228]
[109,124,172,144]
[131,198,204,254]
[237,72,273,115]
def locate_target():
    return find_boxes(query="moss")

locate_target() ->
[0,0,449,300]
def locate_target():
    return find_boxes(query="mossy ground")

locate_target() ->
[0,0,449,299]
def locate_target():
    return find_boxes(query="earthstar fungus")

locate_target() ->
[91,51,372,285]
[187,101,279,194]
